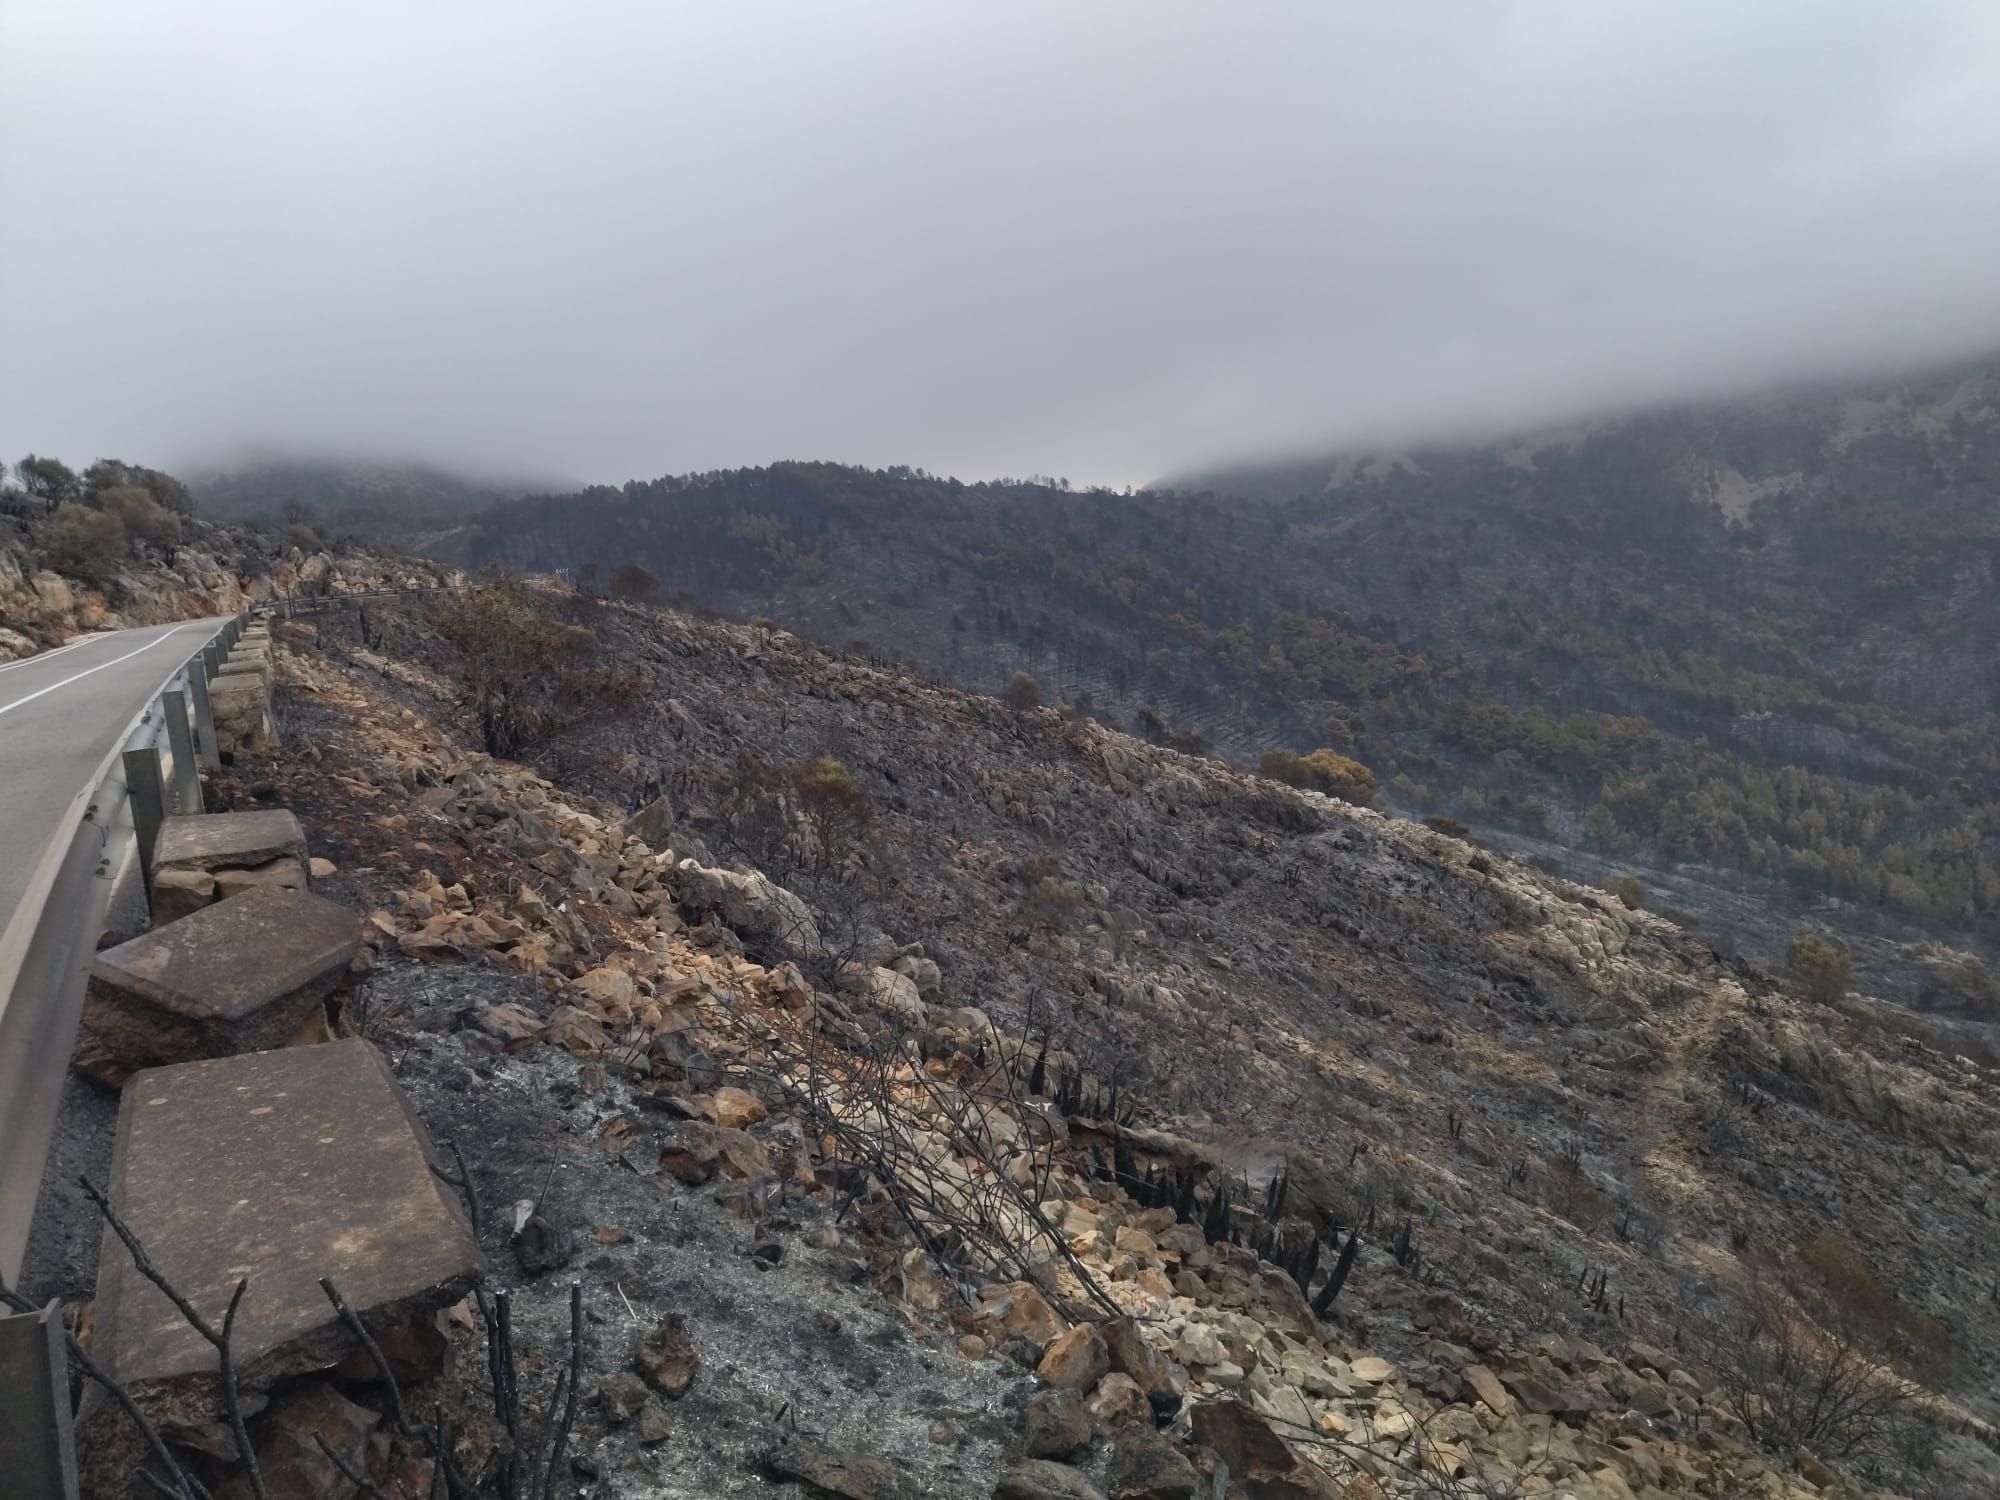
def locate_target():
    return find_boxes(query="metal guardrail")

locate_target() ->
[0,609,251,1288]
[0,608,257,1498]
[0,586,458,1493]
[0,584,460,1281]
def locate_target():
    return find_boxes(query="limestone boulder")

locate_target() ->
[670,859,821,955]
[1038,1324,1111,1392]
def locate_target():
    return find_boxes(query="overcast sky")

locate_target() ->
[5,2,2000,489]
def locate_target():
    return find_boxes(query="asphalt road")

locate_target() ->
[0,617,228,931]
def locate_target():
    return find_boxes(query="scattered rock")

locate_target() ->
[636,1401,674,1446]
[634,1315,699,1399]
[995,1459,1110,1500]
[1188,1400,1293,1484]
[1106,1425,1200,1500]
[1038,1324,1112,1392]
[1024,1387,1093,1458]
[711,1085,767,1129]
[1087,1372,1152,1433]
[234,1379,379,1500]
[598,1371,650,1424]
[763,1439,911,1499]
[512,1212,575,1275]
[998,1335,1046,1371]
[1346,1355,1394,1385]
[1461,1363,1512,1417]
[1100,1317,1181,1421]
[671,860,822,955]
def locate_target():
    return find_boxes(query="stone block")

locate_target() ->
[150,867,217,926]
[217,655,273,695]
[214,856,308,900]
[85,884,360,1071]
[155,809,307,874]
[81,1039,481,1484]
[210,676,273,755]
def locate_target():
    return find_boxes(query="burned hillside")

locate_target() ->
[224,578,2000,1498]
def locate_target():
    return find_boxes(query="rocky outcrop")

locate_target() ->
[669,859,821,956]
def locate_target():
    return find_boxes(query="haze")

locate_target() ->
[5,1,2000,489]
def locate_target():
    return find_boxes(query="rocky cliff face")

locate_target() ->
[257,581,2000,1498]
[0,512,461,659]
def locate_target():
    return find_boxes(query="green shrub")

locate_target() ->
[1259,747,1380,807]
[95,485,181,547]
[16,454,80,506]
[1003,671,1042,711]
[1601,873,1647,910]
[1787,931,1853,1003]
[790,756,871,870]
[37,502,126,580]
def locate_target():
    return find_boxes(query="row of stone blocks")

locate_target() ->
[75,700,480,1488]
[210,620,277,758]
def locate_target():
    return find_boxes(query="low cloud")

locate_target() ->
[5,1,2000,487]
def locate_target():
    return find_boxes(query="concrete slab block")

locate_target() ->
[83,1039,480,1478]
[84,885,360,1071]
[155,809,307,875]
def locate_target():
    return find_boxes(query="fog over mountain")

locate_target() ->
[5,1,2000,484]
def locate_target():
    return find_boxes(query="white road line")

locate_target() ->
[0,622,208,720]
[0,636,94,676]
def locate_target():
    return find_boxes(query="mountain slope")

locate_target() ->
[293,581,2000,1495]
[423,363,2000,1001]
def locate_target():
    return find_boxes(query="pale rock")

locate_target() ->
[1087,1372,1151,1433]
[1347,1355,1395,1385]
[711,1085,767,1129]
[1113,1225,1157,1258]
[890,952,943,997]
[1038,1324,1111,1391]
[1174,1325,1228,1367]
[670,860,821,955]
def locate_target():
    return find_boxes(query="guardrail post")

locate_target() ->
[186,667,221,771]
[161,688,203,815]
[123,746,167,896]
[0,1302,79,1499]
